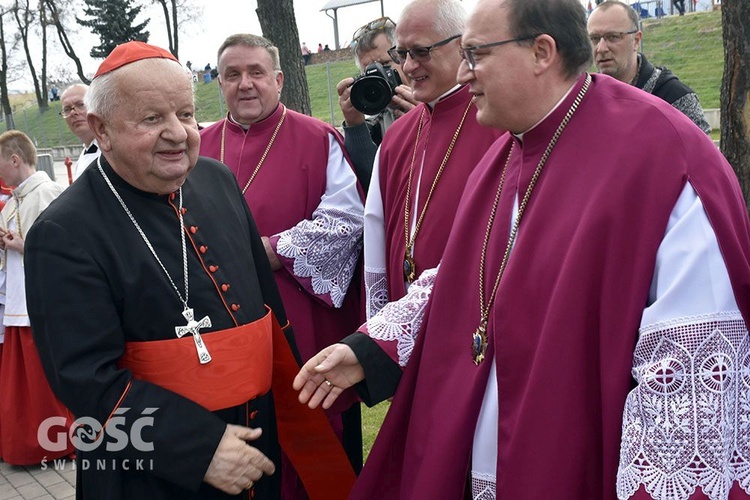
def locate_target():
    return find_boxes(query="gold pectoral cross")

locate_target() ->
[175,308,213,364]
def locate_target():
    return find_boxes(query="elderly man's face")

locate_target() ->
[458,0,535,132]
[587,6,641,83]
[61,86,93,143]
[218,45,283,126]
[94,60,199,195]
[394,8,463,103]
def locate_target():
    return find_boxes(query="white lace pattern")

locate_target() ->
[367,266,438,366]
[472,472,497,500]
[276,206,363,307]
[364,266,389,319]
[617,312,750,500]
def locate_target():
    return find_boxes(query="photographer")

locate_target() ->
[337,17,417,192]
[360,0,502,320]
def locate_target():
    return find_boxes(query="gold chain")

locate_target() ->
[472,74,592,365]
[402,100,473,282]
[220,106,287,194]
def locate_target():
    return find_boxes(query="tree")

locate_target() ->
[0,9,16,129]
[151,0,202,59]
[720,0,750,210]
[13,0,48,110]
[154,0,177,57]
[256,0,311,116]
[77,0,149,59]
[44,0,90,84]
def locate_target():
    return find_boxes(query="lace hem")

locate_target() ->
[276,206,363,307]
[364,266,388,319]
[471,472,496,500]
[616,312,750,500]
[367,266,438,366]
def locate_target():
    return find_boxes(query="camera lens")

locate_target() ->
[350,76,393,115]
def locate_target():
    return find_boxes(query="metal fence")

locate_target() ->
[1,107,80,151]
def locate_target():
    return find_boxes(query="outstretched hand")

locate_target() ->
[293,344,364,410]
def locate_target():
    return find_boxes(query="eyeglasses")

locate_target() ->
[59,102,86,118]
[388,34,461,65]
[588,30,638,45]
[459,35,539,71]
[352,17,396,43]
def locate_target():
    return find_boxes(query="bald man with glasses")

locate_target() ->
[60,83,100,180]
[588,0,710,133]
[361,0,501,320]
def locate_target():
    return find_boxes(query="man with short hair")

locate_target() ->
[588,0,711,133]
[199,33,365,488]
[26,41,355,499]
[362,0,502,320]
[336,17,417,191]
[60,83,100,180]
[0,130,71,466]
[295,0,750,498]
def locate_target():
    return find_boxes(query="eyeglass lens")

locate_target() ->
[61,102,85,117]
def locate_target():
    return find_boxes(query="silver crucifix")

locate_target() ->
[175,308,213,364]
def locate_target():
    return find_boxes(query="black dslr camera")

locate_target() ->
[350,62,403,115]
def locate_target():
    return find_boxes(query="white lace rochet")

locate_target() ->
[364,267,389,319]
[366,266,438,366]
[276,206,363,308]
[617,312,750,500]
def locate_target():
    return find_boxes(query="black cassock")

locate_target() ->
[26,156,294,499]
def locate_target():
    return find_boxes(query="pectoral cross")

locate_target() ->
[175,308,213,364]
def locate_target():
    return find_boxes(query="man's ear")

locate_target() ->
[87,113,111,152]
[276,71,284,94]
[531,34,558,76]
[633,30,643,52]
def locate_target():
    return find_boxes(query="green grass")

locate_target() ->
[10,60,360,149]
[362,401,390,460]
[304,60,359,125]
[192,61,359,127]
[12,11,724,147]
[641,10,723,109]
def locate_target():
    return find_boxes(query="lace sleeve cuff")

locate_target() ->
[274,206,364,308]
[616,312,750,500]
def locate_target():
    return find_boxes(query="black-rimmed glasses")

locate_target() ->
[59,101,86,118]
[352,17,396,43]
[388,34,461,65]
[588,30,638,45]
[459,35,539,71]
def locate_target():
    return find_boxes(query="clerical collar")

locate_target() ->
[13,173,33,192]
[515,79,578,141]
[227,103,285,132]
[428,84,463,109]
[227,112,251,130]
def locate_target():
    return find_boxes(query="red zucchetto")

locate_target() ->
[94,41,179,79]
